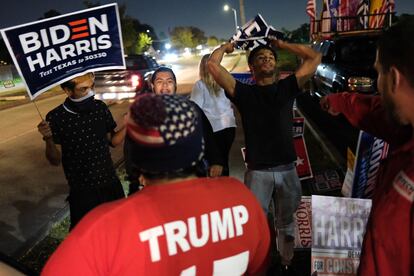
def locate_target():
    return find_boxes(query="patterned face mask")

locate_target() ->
[63,90,95,114]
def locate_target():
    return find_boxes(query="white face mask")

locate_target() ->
[69,90,95,102]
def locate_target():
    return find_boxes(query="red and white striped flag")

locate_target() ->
[370,0,387,29]
[340,0,350,31]
[388,0,395,13]
[306,0,316,18]
[306,0,317,35]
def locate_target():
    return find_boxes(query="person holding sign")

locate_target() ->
[320,17,414,276]
[37,73,125,229]
[42,94,270,276]
[208,38,321,273]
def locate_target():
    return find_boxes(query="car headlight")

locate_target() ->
[131,74,140,88]
[348,77,375,93]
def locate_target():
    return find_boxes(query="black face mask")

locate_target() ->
[63,91,95,114]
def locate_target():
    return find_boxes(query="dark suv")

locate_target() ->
[94,54,159,98]
[310,31,380,98]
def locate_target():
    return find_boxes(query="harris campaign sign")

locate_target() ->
[311,195,371,275]
[0,3,125,99]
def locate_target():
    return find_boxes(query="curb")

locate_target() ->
[17,156,125,260]
[14,203,69,260]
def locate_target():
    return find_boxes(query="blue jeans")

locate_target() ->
[244,163,302,263]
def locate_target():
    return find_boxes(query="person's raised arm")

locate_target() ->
[207,42,237,97]
[270,39,321,89]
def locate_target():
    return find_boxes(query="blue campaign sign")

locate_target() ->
[231,72,255,85]
[351,131,389,198]
[0,3,125,99]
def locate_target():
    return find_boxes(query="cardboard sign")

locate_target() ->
[0,4,125,99]
[294,135,313,180]
[231,72,255,85]
[311,195,372,276]
[311,169,342,193]
[293,117,305,137]
[351,131,389,198]
[230,14,284,50]
[294,196,312,249]
[342,147,356,197]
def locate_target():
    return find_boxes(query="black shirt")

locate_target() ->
[228,74,301,169]
[46,99,120,189]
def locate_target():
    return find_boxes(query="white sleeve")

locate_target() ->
[190,81,205,108]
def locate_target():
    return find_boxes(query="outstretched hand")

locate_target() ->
[320,96,340,116]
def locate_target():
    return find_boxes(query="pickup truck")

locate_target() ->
[309,30,380,98]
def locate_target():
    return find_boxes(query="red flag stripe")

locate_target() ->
[72,26,88,32]
[69,19,87,26]
[71,32,89,40]
[306,0,316,18]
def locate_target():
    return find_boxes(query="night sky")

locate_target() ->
[0,0,413,39]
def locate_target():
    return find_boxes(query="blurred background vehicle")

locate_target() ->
[309,31,380,99]
[94,54,159,100]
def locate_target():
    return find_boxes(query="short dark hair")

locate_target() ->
[377,16,414,87]
[60,72,94,91]
[151,67,177,84]
[248,45,278,65]
[60,79,76,91]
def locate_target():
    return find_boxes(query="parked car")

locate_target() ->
[94,54,159,97]
[309,31,380,98]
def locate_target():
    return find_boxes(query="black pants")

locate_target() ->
[68,181,125,230]
[213,127,236,176]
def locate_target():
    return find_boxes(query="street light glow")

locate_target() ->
[223,4,238,31]
[165,43,171,50]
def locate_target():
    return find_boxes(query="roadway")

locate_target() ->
[0,54,242,257]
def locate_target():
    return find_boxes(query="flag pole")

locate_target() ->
[32,100,44,120]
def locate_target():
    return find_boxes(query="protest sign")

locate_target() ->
[230,14,284,51]
[311,195,371,275]
[1,3,125,99]
[351,131,389,198]
[231,72,255,85]
[311,169,342,193]
[342,147,356,197]
[293,117,305,137]
[294,196,312,249]
[294,135,313,180]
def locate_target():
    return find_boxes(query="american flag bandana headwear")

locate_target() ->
[126,94,204,174]
[231,14,284,51]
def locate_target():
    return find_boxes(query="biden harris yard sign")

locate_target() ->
[0,3,125,99]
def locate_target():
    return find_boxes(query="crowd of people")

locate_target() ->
[29,16,414,276]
